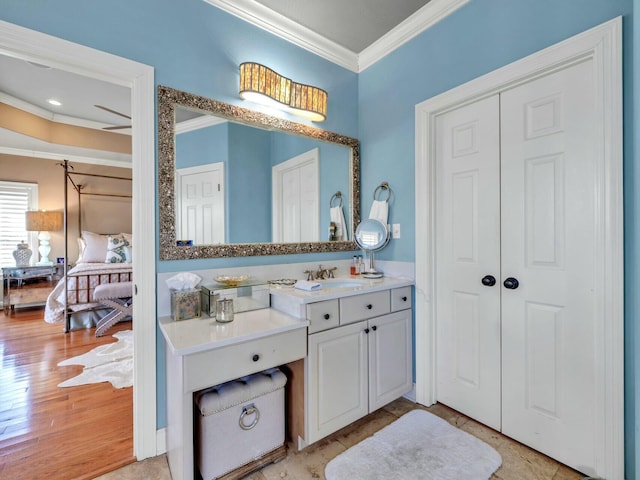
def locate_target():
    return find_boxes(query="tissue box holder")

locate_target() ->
[195,368,287,480]
[170,289,201,321]
[200,283,270,318]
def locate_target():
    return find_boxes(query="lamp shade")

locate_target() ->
[239,62,327,122]
[25,211,63,232]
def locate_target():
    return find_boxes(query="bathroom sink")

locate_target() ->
[318,279,368,289]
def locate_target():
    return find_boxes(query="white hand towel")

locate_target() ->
[294,280,322,291]
[330,205,348,241]
[369,200,389,225]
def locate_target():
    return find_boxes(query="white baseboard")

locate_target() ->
[156,428,167,455]
[403,384,417,403]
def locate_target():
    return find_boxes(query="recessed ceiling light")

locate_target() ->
[47,99,62,106]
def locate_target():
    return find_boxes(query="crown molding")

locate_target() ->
[0,92,130,135]
[175,114,226,134]
[202,0,359,72]
[202,0,468,73]
[358,0,470,71]
[0,145,132,168]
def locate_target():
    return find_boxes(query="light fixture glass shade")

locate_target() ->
[25,211,63,266]
[239,62,327,122]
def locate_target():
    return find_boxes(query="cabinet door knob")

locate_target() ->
[482,275,497,287]
[366,304,373,310]
[401,296,407,302]
[364,328,370,334]
[372,325,377,331]
[252,354,260,362]
[503,277,519,290]
[323,313,330,320]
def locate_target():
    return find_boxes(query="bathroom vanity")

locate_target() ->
[159,276,413,480]
[270,276,413,448]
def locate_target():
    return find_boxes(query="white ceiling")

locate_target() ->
[0,0,466,166]
[251,0,433,53]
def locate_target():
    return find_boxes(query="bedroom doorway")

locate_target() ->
[0,18,156,469]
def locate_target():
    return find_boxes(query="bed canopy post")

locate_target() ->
[62,160,70,332]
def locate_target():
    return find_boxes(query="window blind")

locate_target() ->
[0,181,38,268]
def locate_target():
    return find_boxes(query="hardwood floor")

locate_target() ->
[0,306,134,480]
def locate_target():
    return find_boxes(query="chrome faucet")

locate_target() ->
[304,265,337,281]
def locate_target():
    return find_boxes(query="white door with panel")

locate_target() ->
[175,163,225,245]
[436,60,600,473]
[435,94,502,430]
[272,148,319,243]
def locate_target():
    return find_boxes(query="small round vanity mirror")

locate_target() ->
[355,219,390,278]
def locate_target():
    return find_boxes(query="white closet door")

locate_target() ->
[435,95,502,430]
[176,163,225,245]
[500,60,598,470]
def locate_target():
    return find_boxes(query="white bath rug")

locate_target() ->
[57,330,133,389]
[325,409,502,480]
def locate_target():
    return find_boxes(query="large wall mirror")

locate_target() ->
[158,85,360,259]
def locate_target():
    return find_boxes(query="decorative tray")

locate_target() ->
[214,275,250,287]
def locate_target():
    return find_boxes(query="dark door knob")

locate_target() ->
[252,354,260,362]
[481,275,496,287]
[364,328,370,334]
[323,313,330,320]
[503,277,519,289]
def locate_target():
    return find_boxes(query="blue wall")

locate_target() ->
[2,0,639,475]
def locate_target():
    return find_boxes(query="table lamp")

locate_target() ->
[25,210,63,266]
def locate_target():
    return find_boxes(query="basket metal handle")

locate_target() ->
[239,403,260,430]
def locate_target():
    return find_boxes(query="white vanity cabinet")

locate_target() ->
[159,310,309,480]
[305,286,413,445]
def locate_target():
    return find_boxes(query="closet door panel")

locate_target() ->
[435,94,501,430]
[500,59,598,472]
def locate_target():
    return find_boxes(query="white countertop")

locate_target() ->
[269,276,414,304]
[159,308,309,356]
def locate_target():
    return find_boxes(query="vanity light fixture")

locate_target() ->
[47,99,62,106]
[239,62,327,122]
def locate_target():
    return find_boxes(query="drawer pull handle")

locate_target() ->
[239,403,260,430]
[323,313,330,320]
[252,354,260,362]
[366,304,373,310]
[402,296,407,302]
[372,325,377,331]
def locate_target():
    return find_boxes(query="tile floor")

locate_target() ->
[97,397,584,480]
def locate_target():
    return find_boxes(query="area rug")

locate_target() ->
[325,409,502,480]
[57,330,133,389]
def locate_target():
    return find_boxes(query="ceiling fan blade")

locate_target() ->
[103,125,132,130]
[95,104,131,120]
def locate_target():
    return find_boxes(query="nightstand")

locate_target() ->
[2,265,64,313]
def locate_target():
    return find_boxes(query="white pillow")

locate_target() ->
[105,235,130,263]
[81,231,110,263]
[76,237,86,263]
[121,232,132,247]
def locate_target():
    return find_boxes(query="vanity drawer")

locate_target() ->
[307,299,340,334]
[391,286,412,312]
[339,291,390,325]
[183,327,307,393]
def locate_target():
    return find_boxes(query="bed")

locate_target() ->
[44,160,133,332]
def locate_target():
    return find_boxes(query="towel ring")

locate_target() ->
[373,182,391,202]
[330,191,343,208]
